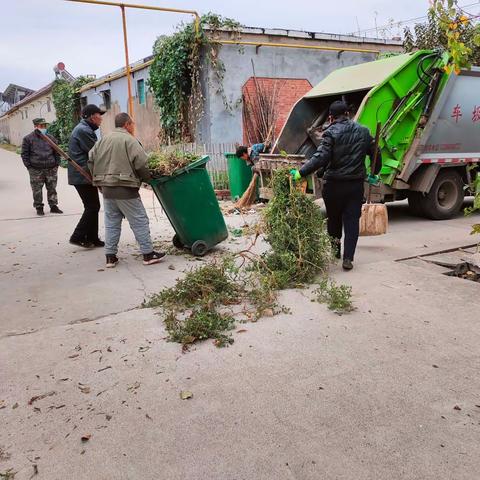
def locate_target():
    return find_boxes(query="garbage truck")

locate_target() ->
[274,50,479,219]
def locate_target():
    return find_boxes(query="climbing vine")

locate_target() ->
[50,76,91,147]
[147,13,242,142]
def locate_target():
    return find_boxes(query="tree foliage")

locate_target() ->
[50,76,91,147]
[147,13,241,142]
[404,0,480,71]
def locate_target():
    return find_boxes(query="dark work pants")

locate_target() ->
[71,185,101,242]
[322,179,364,261]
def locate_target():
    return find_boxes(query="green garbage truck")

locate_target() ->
[275,50,479,219]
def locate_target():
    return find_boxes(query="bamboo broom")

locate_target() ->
[359,122,388,236]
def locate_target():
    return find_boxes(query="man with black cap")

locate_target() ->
[290,100,381,271]
[21,117,63,216]
[68,104,105,248]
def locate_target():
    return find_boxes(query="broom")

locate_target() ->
[359,122,388,236]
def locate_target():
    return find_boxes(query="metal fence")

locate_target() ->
[156,142,236,190]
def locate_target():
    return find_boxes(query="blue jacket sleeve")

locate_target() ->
[249,143,265,161]
[299,132,334,177]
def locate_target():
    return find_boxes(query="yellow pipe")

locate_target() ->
[66,0,200,117]
[219,39,380,55]
[66,0,200,34]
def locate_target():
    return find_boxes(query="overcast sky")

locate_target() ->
[1,0,478,91]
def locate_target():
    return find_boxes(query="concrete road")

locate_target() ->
[1,147,479,479]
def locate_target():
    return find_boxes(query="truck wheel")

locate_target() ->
[421,170,464,220]
[407,191,426,217]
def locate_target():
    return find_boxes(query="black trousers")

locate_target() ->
[71,185,101,242]
[322,179,364,261]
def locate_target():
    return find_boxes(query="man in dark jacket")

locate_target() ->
[68,104,105,248]
[21,118,63,216]
[291,100,381,271]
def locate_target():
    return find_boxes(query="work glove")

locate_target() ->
[367,174,380,186]
[290,169,302,181]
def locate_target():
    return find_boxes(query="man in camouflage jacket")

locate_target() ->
[21,118,63,216]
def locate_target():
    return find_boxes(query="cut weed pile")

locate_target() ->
[147,150,199,177]
[145,169,353,349]
[314,278,355,314]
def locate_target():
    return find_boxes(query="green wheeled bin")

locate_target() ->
[225,153,253,200]
[150,156,228,256]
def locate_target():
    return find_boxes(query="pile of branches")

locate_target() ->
[145,169,352,350]
[147,150,198,177]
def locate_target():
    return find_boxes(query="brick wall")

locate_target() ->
[242,77,312,144]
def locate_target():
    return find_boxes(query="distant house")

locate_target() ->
[79,26,403,149]
[0,64,74,146]
[0,84,35,114]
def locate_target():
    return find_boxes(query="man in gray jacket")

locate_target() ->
[88,112,165,268]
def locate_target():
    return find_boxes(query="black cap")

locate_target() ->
[81,104,106,119]
[32,117,48,126]
[329,100,349,118]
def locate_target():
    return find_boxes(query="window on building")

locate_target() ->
[25,109,28,119]
[102,90,111,110]
[47,100,51,113]
[137,79,146,105]
[80,96,87,110]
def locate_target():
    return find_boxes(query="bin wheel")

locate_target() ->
[172,234,184,249]
[191,240,208,257]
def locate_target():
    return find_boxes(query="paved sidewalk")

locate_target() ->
[1,147,479,480]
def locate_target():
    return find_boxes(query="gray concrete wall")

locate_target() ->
[80,45,379,146]
[81,67,150,113]
[198,44,375,144]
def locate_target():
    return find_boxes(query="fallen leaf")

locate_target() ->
[138,346,150,353]
[107,346,112,352]
[68,354,80,359]
[180,391,193,400]
[34,407,41,413]
[97,269,104,272]
[145,413,152,420]
[237,329,248,333]
[0,400,6,409]
[127,382,140,392]
[78,385,91,394]
[182,335,196,345]
[31,464,39,477]
[168,265,176,270]
[106,414,112,421]
[97,366,112,372]
[28,391,56,405]
[81,434,91,442]
[12,402,18,409]
[453,405,462,411]
[432,364,439,368]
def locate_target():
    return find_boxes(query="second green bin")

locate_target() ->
[225,153,254,200]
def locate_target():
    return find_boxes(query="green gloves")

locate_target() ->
[367,174,380,186]
[290,169,302,181]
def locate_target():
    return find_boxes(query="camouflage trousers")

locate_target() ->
[28,167,58,209]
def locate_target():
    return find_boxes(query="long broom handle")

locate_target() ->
[39,132,93,184]
[367,122,381,204]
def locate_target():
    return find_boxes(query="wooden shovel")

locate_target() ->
[359,122,388,236]
[39,132,93,184]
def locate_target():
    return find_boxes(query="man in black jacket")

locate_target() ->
[68,104,105,248]
[291,101,381,270]
[21,118,63,216]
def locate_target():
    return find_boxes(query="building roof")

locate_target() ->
[79,25,403,93]
[0,68,75,119]
[1,84,35,104]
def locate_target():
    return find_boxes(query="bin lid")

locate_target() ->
[151,155,209,184]
[304,51,425,99]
